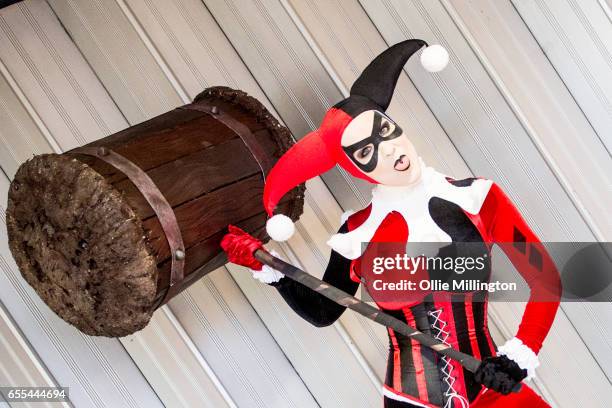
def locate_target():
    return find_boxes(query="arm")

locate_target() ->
[267,222,359,327]
[481,182,562,377]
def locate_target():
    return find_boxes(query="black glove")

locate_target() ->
[474,355,527,395]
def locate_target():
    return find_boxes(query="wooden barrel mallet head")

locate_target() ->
[5,86,304,337]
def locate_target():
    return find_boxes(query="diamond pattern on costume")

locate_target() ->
[513,227,526,254]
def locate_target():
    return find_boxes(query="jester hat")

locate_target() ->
[264,40,449,241]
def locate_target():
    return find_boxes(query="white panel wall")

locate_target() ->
[513,0,612,153]
[1,0,610,407]
[0,299,69,408]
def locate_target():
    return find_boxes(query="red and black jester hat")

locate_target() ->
[263,39,449,241]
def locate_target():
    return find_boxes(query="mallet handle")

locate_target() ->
[254,249,482,373]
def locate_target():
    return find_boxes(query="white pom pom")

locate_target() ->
[420,44,449,72]
[266,214,295,241]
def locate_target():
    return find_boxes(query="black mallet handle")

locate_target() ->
[254,249,482,373]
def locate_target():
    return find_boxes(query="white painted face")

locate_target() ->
[340,110,422,186]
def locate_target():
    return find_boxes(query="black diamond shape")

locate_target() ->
[513,227,526,254]
[529,246,543,271]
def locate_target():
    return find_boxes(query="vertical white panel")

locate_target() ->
[0,2,127,149]
[122,309,233,408]
[0,300,68,408]
[444,0,611,241]
[122,0,271,109]
[47,0,182,123]
[0,71,53,178]
[513,0,612,153]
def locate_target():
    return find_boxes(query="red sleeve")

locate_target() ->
[347,205,372,283]
[480,182,562,354]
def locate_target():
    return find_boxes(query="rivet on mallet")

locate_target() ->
[174,249,185,260]
[210,106,219,115]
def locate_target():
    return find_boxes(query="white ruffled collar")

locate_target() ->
[327,158,492,259]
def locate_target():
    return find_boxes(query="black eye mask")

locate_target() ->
[342,111,403,173]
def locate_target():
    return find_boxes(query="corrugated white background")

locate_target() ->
[0,1,610,407]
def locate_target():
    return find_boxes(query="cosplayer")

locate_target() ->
[223,40,561,407]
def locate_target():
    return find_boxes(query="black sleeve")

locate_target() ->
[268,222,359,327]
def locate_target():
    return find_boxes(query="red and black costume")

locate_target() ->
[224,39,561,407]
[268,173,560,407]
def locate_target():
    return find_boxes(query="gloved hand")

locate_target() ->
[474,355,527,395]
[221,225,284,284]
[221,225,264,270]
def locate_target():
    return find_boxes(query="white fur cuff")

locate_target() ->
[250,250,285,284]
[497,337,539,381]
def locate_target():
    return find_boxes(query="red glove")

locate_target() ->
[221,225,265,271]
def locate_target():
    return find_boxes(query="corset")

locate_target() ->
[382,292,496,407]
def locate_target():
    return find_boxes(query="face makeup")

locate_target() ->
[342,111,403,172]
[341,110,422,186]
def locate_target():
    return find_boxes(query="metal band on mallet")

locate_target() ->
[70,146,185,309]
[254,249,482,374]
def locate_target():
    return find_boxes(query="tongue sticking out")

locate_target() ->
[394,155,411,171]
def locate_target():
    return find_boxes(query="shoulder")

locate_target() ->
[444,175,494,191]
[443,175,495,214]
[447,178,515,218]
[445,176,481,187]
[445,177,509,200]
